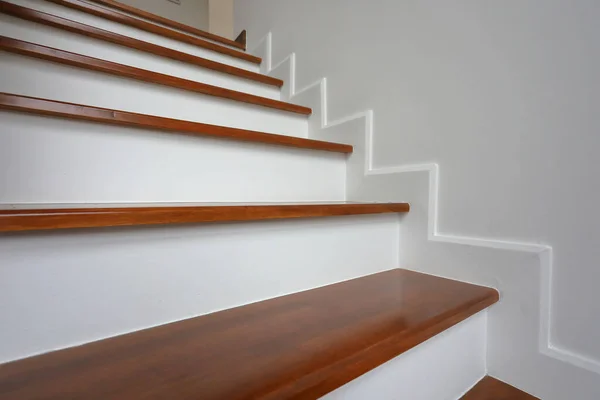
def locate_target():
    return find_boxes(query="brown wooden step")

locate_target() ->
[0,1,281,87]
[0,203,409,232]
[0,269,498,399]
[0,37,309,115]
[45,0,260,64]
[462,376,539,399]
[87,0,245,50]
[0,93,349,153]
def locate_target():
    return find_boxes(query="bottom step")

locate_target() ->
[462,376,539,399]
[0,269,498,399]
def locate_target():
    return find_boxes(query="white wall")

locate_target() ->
[235,0,600,398]
[117,0,208,31]
[208,0,233,39]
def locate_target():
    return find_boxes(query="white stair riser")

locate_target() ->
[0,14,279,100]
[5,0,260,72]
[324,312,487,400]
[0,53,309,138]
[0,112,344,203]
[0,214,400,363]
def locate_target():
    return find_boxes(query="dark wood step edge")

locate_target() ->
[0,1,281,87]
[461,376,540,399]
[45,0,260,64]
[0,93,349,153]
[0,37,310,115]
[88,0,245,50]
[235,30,247,48]
[0,203,410,232]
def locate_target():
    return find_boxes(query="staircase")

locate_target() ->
[0,1,536,398]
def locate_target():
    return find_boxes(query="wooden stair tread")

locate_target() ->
[0,37,309,115]
[0,93,349,153]
[87,0,245,50]
[0,203,410,232]
[462,376,539,399]
[45,0,260,64]
[0,2,281,87]
[0,269,499,399]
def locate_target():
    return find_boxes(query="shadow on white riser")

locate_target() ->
[0,214,400,363]
[5,0,260,72]
[0,14,279,99]
[0,53,308,138]
[324,312,487,400]
[0,112,344,203]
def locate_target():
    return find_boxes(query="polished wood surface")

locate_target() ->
[0,203,409,232]
[88,0,245,49]
[0,269,498,399]
[0,37,309,115]
[0,93,349,153]
[0,2,281,87]
[45,0,260,64]
[462,376,539,399]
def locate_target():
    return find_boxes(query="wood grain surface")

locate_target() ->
[461,376,539,399]
[0,203,409,232]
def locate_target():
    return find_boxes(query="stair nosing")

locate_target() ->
[87,0,246,50]
[0,1,281,87]
[44,0,260,64]
[0,36,311,115]
[0,203,410,232]
[0,92,349,153]
[288,282,499,398]
[0,269,497,399]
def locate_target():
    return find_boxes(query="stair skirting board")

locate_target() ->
[249,32,600,376]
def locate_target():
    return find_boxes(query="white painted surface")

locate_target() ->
[324,311,487,400]
[235,0,600,398]
[0,112,343,203]
[0,214,399,363]
[6,0,258,72]
[114,0,208,31]
[208,0,233,39]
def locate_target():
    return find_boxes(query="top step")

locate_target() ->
[0,269,499,399]
[38,0,261,64]
[87,0,246,50]
[462,376,539,399]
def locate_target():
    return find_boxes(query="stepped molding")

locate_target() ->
[251,31,600,375]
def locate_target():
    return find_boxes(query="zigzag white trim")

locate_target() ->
[253,31,600,375]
